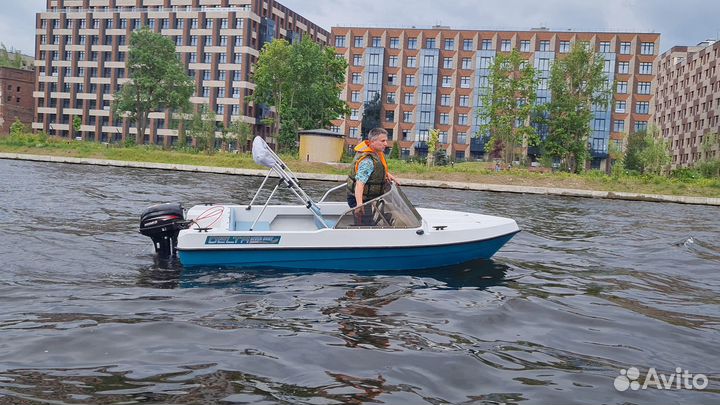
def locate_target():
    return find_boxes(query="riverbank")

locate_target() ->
[2,150,719,206]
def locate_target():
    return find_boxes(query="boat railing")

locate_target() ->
[319,183,347,203]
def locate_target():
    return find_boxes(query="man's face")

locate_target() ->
[369,134,388,152]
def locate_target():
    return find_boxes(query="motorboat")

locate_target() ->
[139,137,520,271]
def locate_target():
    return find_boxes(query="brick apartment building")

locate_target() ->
[0,67,35,134]
[34,0,328,148]
[330,26,660,168]
[654,40,720,168]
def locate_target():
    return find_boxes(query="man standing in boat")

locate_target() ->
[346,128,399,212]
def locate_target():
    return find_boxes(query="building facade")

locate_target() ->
[0,67,35,134]
[654,40,720,168]
[34,0,328,148]
[330,26,659,168]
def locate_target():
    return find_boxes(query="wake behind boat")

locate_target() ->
[139,137,520,271]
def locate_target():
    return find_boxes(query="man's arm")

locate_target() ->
[354,180,365,208]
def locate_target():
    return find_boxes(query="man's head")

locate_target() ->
[367,128,388,153]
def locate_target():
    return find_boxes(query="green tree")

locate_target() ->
[543,42,612,173]
[112,28,194,145]
[72,116,82,136]
[478,49,539,164]
[228,119,253,152]
[9,118,25,136]
[361,93,382,137]
[624,127,670,175]
[427,128,440,167]
[251,36,349,152]
[390,140,400,159]
[608,135,626,177]
[700,132,719,161]
[0,43,28,69]
[186,105,217,153]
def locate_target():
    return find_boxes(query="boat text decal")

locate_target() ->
[205,235,281,245]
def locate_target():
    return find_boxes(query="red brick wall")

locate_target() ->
[0,67,35,134]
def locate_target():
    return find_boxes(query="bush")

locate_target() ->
[696,160,720,178]
[671,167,702,181]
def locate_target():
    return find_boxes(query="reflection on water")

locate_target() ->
[1,159,719,404]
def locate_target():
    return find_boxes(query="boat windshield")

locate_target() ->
[334,183,423,229]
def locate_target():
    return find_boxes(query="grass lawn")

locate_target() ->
[2,133,719,198]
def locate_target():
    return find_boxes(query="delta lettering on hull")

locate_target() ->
[205,236,281,245]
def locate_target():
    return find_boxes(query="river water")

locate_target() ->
[0,159,718,404]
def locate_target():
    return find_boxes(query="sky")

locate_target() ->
[2,0,719,56]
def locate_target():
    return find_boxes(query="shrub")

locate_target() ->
[697,160,720,178]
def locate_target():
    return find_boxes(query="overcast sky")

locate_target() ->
[2,0,719,56]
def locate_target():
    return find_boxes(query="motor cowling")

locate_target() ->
[139,203,188,258]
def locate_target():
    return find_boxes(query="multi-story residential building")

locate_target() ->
[34,0,328,148]
[0,66,35,134]
[654,40,720,168]
[331,26,659,168]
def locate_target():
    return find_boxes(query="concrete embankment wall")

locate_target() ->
[2,152,719,206]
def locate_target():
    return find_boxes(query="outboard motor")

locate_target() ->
[139,203,188,258]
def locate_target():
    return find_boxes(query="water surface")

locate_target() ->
[0,159,718,404]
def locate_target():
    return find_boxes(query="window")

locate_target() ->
[386,92,396,103]
[421,92,432,104]
[440,94,451,106]
[353,36,363,48]
[350,109,359,120]
[443,57,453,69]
[464,39,474,51]
[423,54,436,67]
[479,56,493,69]
[480,39,491,50]
[444,39,455,50]
[634,121,648,132]
[390,37,399,49]
[387,74,397,85]
[614,119,625,132]
[368,53,380,65]
[205,36,213,46]
[335,36,345,48]
[520,40,530,52]
[405,75,415,86]
[559,40,570,53]
[458,114,468,125]
[441,76,452,87]
[420,111,432,123]
[539,40,550,51]
[618,61,629,74]
[537,58,550,71]
[385,111,395,122]
[350,127,359,138]
[388,56,398,67]
[351,91,360,102]
[636,101,650,114]
[371,36,381,47]
[460,77,471,88]
[457,132,467,144]
[620,42,631,54]
[617,81,628,94]
[220,35,227,46]
[404,92,414,104]
[425,38,436,49]
[351,72,362,84]
[352,54,362,66]
[593,118,606,131]
[461,57,472,69]
[204,18,213,29]
[599,41,611,53]
[368,72,379,84]
[406,56,416,68]
[615,101,626,113]
[439,113,450,125]
[407,38,417,49]
[640,42,655,55]
[403,111,413,123]
[639,62,653,75]
[501,39,511,52]
[637,82,651,94]
[459,95,469,107]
